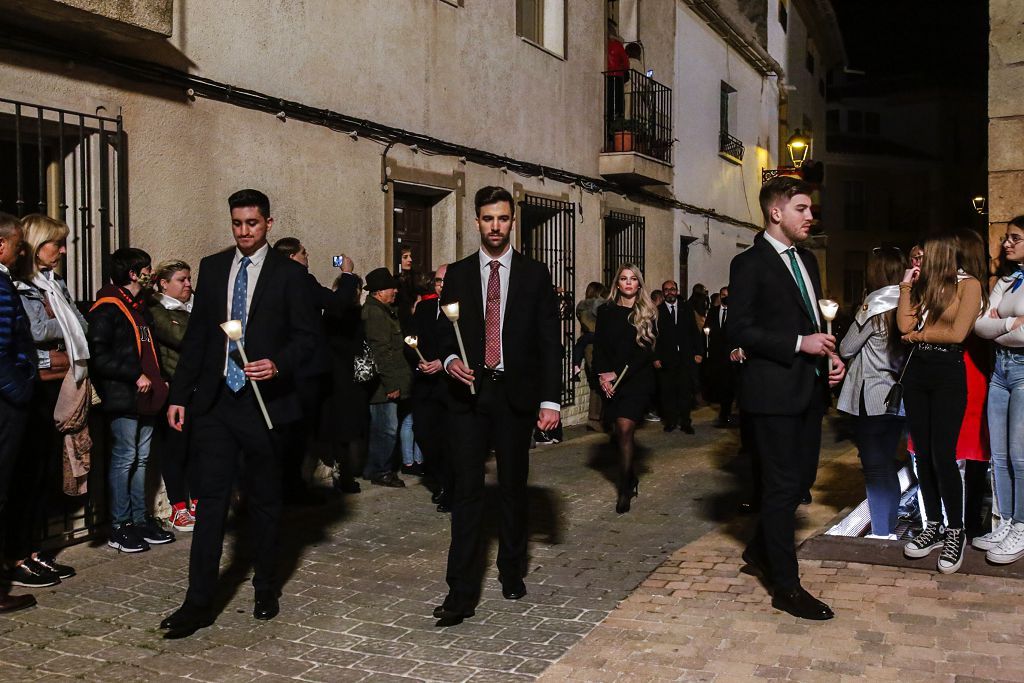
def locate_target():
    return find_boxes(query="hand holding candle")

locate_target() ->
[220,320,274,430]
[442,302,475,395]
[404,335,427,363]
[818,299,839,372]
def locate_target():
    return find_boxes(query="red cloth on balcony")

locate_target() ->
[607,39,629,76]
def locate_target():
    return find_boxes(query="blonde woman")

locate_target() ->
[10,214,90,587]
[593,264,658,513]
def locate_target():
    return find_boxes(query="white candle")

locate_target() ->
[220,320,274,430]
[441,302,475,395]
[817,299,840,373]
[404,335,427,363]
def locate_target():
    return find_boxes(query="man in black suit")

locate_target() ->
[432,186,561,627]
[160,189,321,638]
[654,280,701,434]
[707,286,735,427]
[728,177,845,620]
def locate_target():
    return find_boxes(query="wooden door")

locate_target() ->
[393,196,432,275]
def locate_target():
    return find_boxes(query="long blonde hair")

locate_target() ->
[19,214,69,280]
[608,263,657,347]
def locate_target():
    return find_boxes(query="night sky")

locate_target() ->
[832,0,988,90]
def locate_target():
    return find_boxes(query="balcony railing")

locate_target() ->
[603,69,673,163]
[719,130,745,162]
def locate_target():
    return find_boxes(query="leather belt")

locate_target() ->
[997,345,1024,356]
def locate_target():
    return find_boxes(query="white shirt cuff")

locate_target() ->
[443,354,460,371]
[795,335,803,353]
[540,401,561,413]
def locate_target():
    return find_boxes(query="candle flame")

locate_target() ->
[442,302,460,321]
[817,299,839,322]
[220,320,243,341]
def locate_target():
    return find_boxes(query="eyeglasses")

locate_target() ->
[1003,234,1024,246]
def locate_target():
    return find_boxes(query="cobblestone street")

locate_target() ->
[0,408,889,681]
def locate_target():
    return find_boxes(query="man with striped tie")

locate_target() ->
[160,189,321,638]
[433,186,562,627]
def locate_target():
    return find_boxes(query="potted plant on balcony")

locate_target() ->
[610,118,637,152]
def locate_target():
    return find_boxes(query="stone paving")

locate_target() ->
[0,406,797,682]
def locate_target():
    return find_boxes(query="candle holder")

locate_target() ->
[818,299,839,373]
[404,335,427,363]
[220,320,274,430]
[441,302,475,395]
[611,364,629,392]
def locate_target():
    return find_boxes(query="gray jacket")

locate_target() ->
[838,313,905,417]
[16,275,88,346]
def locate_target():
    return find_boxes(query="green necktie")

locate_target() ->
[786,248,819,332]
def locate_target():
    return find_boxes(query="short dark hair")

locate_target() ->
[110,247,151,286]
[759,176,814,225]
[273,237,302,256]
[228,188,271,218]
[0,211,20,240]
[474,186,514,217]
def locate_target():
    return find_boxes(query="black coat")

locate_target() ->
[322,275,368,440]
[87,291,151,414]
[169,247,322,426]
[654,301,700,367]
[727,232,828,415]
[410,296,449,401]
[436,250,561,414]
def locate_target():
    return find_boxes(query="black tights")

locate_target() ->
[615,417,637,491]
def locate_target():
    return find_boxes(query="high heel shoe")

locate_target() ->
[615,479,639,514]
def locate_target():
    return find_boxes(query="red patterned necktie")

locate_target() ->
[484,260,501,368]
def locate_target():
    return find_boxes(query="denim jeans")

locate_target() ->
[109,415,155,526]
[988,348,1024,523]
[365,402,398,479]
[854,414,905,536]
[400,410,422,467]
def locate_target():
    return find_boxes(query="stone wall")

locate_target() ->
[989,1,1024,249]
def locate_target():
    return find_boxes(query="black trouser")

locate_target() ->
[903,350,967,529]
[413,388,449,493]
[156,415,195,506]
[444,373,533,605]
[716,365,737,422]
[0,397,28,570]
[6,379,60,562]
[747,400,826,592]
[657,362,694,429]
[185,385,285,608]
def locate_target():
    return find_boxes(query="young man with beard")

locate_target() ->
[432,186,561,627]
[728,176,845,620]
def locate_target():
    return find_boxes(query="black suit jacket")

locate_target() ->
[654,301,699,368]
[728,232,827,415]
[169,247,323,425]
[410,295,448,400]
[437,250,561,414]
[707,305,730,367]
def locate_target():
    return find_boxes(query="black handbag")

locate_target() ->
[884,344,915,416]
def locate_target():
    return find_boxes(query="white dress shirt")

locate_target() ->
[223,243,269,374]
[762,231,820,352]
[447,246,559,413]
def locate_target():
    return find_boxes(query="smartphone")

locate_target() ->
[332,255,344,268]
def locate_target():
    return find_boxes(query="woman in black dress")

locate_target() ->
[593,264,658,513]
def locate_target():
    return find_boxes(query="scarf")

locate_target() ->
[855,285,900,326]
[54,371,92,495]
[32,271,90,382]
[158,292,193,312]
[1009,267,1024,294]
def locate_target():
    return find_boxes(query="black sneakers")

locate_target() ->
[937,527,966,574]
[140,518,176,545]
[904,521,945,559]
[6,561,60,588]
[108,524,150,553]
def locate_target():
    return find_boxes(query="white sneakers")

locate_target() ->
[986,521,1024,565]
[971,518,1013,551]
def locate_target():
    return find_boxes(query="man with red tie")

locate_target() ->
[432,186,562,627]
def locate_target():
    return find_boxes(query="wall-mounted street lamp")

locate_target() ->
[787,129,811,168]
[972,196,987,215]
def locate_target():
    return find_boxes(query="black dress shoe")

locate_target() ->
[738,501,760,514]
[800,493,812,505]
[253,590,280,620]
[681,424,695,434]
[500,579,527,601]
[160,603,213,638]
[771,586,834,620]
[740,547,773,583]
[436,502,451,513]
[431,489,445,505]
[0,592,35,613]
[663,424,677,432]
[432,597,475,627]
[370,472,406,488]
